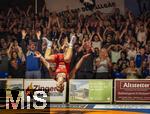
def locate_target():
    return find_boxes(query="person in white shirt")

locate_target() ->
[127,43,137,60]
[107,44,124,63]
[90,32,103,49]
[136,24,147,45]
[95,48,112,79]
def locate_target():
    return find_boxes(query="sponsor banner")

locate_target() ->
[6,79,24,109]
[69,79,113,103]
[114,79,150,103]
[24,79,66,102]
[45,0,125,15]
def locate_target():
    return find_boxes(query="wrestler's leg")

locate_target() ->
[43,38,56,61]
[64,35,76,63]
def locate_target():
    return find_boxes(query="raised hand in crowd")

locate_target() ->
[21,29,27,39]
[36,30,41,40]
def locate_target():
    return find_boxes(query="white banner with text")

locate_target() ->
[45,0,125,14]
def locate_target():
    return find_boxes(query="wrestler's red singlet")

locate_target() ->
[53,53,70,77]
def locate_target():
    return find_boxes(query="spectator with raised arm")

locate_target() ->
[21,29,42,79]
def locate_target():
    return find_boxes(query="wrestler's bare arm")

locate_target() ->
[34,51,52,71]
[40,56,52,71]
[44,48,56,61]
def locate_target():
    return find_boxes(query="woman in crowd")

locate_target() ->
[107,44,124,64]
[127,42,137,60]
[90,32,103,49]
[7,40,25,63]
[122,59,139,79]
[95,48,112,79]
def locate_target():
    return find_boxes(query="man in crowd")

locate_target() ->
[21,29,42,79]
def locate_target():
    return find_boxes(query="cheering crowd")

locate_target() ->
[0,5,150,79]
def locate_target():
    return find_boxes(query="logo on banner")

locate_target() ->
[3,79,66,109]
[115,79,150,103]
[24,79,66,107]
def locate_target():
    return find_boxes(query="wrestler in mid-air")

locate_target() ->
[35,36,90,92]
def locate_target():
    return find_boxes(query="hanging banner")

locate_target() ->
[24,79,66,103]
[114,79,150,103]
[69,79,113,103]
[45,0,125,15]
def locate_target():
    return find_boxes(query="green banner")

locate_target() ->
[69,79,113,103]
